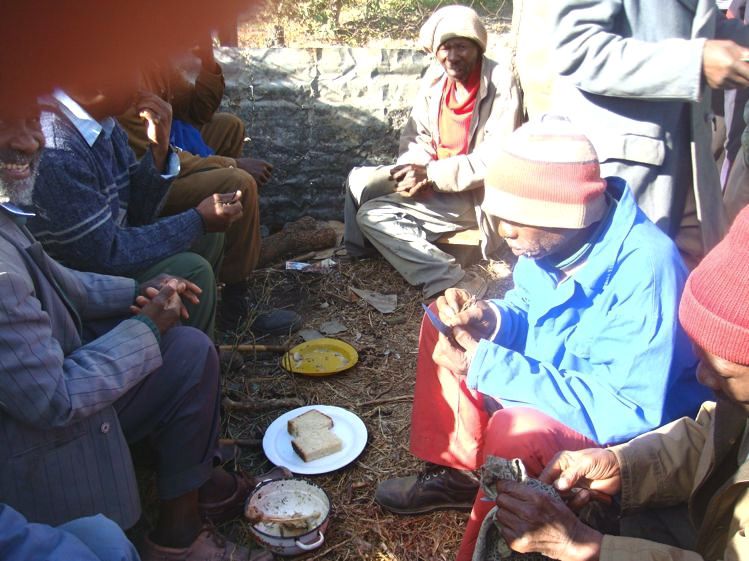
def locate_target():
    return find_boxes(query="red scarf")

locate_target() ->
[436,63,481,160]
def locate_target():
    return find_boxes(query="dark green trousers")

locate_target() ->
[135,233,224,339]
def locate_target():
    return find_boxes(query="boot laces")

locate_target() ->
[417,464,447,484]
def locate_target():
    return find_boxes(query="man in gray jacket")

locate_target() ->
[0,105,272,561]
[344,5,521,298]
[552,0,749,264]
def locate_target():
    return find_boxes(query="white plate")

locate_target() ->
[263,405,368,475]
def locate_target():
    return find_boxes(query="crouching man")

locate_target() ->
[374,119,711,561]
[492,203,749,561]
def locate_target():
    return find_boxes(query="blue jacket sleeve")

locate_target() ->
[0,247,163,429]
[0,505,138,561]
[31,129,204,276]
[466,252,705,445]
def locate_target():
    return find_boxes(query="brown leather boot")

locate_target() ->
[375,463,479,514]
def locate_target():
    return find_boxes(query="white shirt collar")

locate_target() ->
[52,89,116,147]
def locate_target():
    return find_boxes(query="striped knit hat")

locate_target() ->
[418,5,488,54]
[679,205,749,365]
[482,118,607,229]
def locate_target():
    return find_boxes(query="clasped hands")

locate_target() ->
[130,274,202,334]
[390,163,433,197]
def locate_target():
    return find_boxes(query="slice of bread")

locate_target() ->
[287,409,334,437]
[291,429,343,462]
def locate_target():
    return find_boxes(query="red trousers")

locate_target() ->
[409,307,599,561]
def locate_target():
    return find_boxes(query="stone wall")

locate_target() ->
[217,47,431,231]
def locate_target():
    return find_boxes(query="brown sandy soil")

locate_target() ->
[205,248,516,561]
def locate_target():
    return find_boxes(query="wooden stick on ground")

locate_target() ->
[355,395,413,408]
[222,397,303,411]
[220,437,262,448]
[218,344,290,353]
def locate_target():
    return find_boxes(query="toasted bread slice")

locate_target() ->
[287,409,334,437]
[291,429,343,462]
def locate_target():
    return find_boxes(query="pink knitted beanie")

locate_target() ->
[482,118,607,229]
[679,205,749,365]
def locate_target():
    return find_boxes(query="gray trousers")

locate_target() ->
[344,165,478,297]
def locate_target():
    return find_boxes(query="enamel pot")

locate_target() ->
[245,478,331,556]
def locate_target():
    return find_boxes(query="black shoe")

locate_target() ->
[218,283,302,336]
[249,308,303,336]
[375,463,479,514]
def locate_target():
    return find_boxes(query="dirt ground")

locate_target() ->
[203,245,516,561]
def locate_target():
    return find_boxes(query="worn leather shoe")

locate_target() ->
[199,466,292,523]
[250,308,303,336]
[375,463,479,514]
[452,270,488,299]
[218,284,302,335]
[140,523,272,561]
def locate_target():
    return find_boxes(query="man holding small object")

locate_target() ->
[375,119,711,561]
[489,204,749,561]
[117,37,300,334]
[28,84,244,338]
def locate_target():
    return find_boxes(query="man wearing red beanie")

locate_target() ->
[375,118,712,561]
[487,203,749,561]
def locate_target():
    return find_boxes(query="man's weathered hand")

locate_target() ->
[196,190,243,232]
[191,34,218,71]
[432,332,473,377]
[437,288,497,340]
[139,274,201,320]
[540,448,621,511]
[494,480,603,561]
[235,157,273,187]
[703,39,749,89]
[390,164,432,197]
[135,92,173,172]
[130,280,183,335]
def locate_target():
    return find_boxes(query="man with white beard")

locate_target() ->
[0,105,274,561]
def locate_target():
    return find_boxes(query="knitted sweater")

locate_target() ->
[30,103,205,277]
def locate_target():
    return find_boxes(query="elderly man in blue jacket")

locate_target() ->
[374,118,712,561]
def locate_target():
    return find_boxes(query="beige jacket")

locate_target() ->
[606,400,749,561]
[397,54,521,194]
[397,53,522,256]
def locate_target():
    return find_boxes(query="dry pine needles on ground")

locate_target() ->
[142,248,515,561]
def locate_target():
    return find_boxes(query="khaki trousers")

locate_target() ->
[161,113,260,284]
[200,112,245,159]
[344,165,477,297]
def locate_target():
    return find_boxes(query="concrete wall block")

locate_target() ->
[218,46,431,229]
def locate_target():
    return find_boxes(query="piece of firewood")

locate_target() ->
[222,397,304,411]
[258,216,337,266]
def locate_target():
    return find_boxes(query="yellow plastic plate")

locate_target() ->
[280,338,358,376]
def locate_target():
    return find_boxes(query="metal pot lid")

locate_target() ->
[246,479,330,538]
